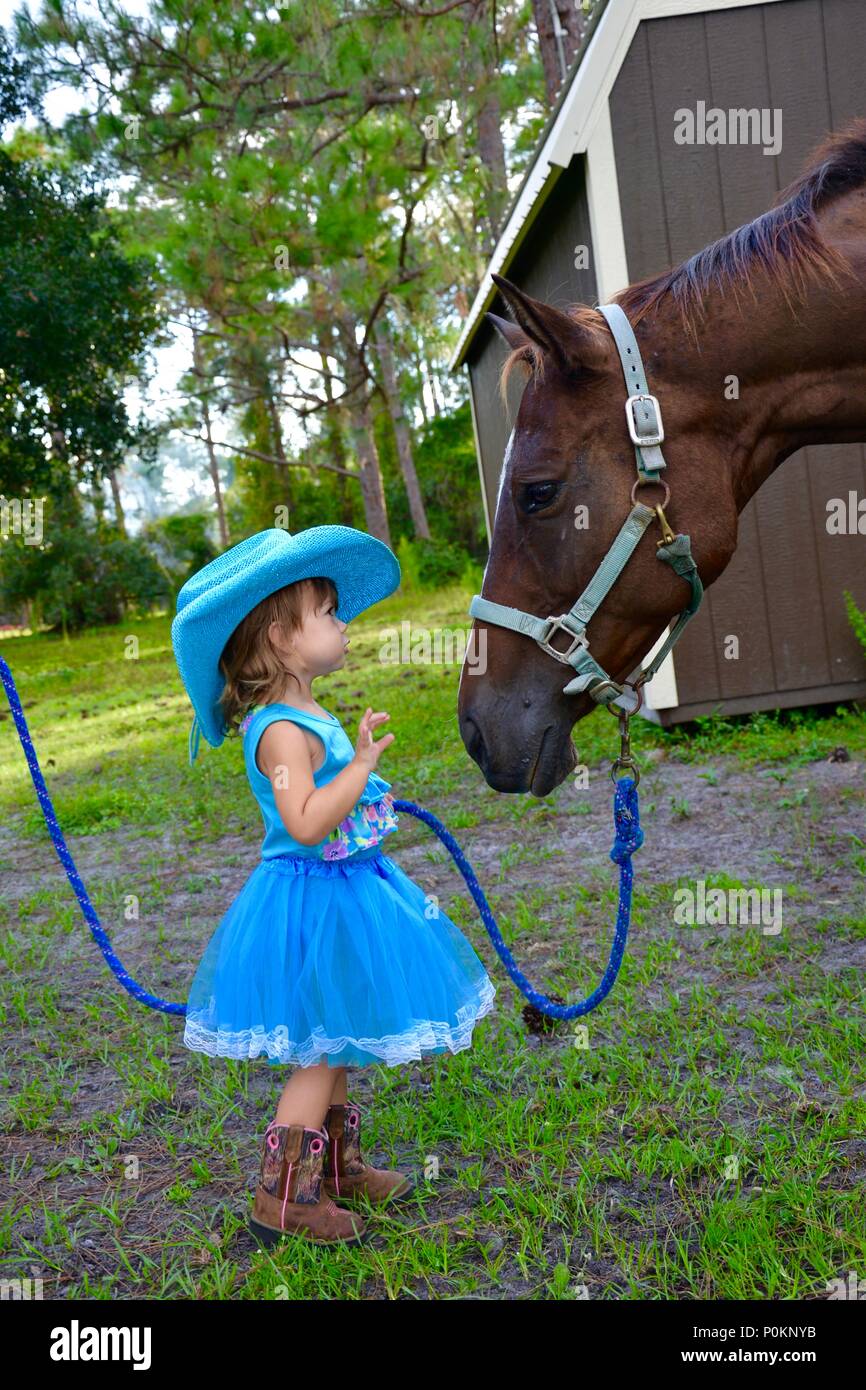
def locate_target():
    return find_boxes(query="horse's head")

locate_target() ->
[458,273,739,796]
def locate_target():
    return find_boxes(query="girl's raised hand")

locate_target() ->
[353,707,394,771]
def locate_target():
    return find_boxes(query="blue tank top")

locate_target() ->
[240,702,398,862]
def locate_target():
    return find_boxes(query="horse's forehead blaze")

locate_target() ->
[493,426,516,520]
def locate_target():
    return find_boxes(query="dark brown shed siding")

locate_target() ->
[467,154,598,522]
[609,0,866,720]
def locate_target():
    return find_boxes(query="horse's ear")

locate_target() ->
[490,273,607,372]
[485,311,530,352]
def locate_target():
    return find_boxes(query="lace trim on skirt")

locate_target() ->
[183,976,496,1068]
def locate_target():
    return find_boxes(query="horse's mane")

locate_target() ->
[499,116,866,398]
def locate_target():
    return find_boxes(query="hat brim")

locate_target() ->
[171,526,401,751]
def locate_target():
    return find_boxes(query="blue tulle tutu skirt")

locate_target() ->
[182,846,496,1068]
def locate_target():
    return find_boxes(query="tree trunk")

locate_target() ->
[249,340,292,513]
[347,395,391,546]
[193,328,229,547]
[107,468,127,535]
[425,354,444,417]
[47,419,80,515]
[265,387,291,506]
[467,0,510,253]
[320,349,354,526]
[412,346,431,427]
[530,0,588,106]
[476,84,509,250]
[91,475,106,528]
[373,316,431,539]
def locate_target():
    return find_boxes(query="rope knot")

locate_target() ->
[610,776,644,864]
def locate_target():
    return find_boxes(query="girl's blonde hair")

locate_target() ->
[217,575,339,738]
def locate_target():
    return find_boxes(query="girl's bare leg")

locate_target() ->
[329,1067,348,1105]
[273,1061,343,1128]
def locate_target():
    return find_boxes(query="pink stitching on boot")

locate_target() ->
[280,1162,294,1228]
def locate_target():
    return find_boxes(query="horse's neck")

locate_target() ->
[681,187,866,513]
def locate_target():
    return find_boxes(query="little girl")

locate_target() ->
[171,524,496,1249]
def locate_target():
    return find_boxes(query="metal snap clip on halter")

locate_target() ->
[631,476,675,546]
[608,680,643,785]
[610,757,641,787]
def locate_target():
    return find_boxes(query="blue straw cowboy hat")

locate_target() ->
[171,525,401,765]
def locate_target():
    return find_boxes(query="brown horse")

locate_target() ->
[458,118,866,797]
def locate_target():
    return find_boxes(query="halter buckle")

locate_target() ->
[537,615,589,664]
[625,392,664,448]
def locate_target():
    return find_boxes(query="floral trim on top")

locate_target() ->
[323,792,399,861]
[239,707,259,736]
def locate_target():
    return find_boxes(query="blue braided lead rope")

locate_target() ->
[0,654,187,1016]
[393,779,643,1020]
[1,654,643,1021]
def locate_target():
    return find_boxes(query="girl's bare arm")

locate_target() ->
[257,710,393,847]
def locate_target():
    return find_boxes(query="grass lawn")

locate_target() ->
[1,581,865,1299]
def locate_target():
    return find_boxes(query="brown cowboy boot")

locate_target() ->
[249,1119,368,1247]
[322,1099,415,1204]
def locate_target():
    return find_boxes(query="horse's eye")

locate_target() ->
[519,481,561,514]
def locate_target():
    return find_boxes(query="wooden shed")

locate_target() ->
[450,0,866,725]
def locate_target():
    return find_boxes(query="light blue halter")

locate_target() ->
[469,302,704,710]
